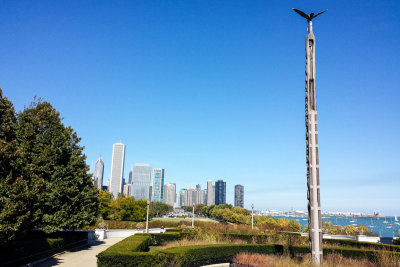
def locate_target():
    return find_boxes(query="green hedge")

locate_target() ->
[165,228,184,233]
[323,238,400,252]
[162,244,279,266]
[97,231,400,267]
[97,232,181,267]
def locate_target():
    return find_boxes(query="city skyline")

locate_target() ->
[1,1,399,215]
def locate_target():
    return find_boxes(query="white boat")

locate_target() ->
[395,216,398,222]
[383,220,389,224]
[350,220,356,223]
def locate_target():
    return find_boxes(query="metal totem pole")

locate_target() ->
[293,8,327,265]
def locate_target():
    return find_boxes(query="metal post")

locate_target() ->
[292,8,327,265]
[251,203,254,230]
[192,205,195,228]
[146,200,150,233]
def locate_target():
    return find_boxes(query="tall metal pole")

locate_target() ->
[251,203,254,230]
[192,205,195,228]
[146,200,150,233]
[292,8,327,265]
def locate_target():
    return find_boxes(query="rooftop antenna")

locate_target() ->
[292,8,327,266]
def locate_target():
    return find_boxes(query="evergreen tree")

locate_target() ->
[0,88,31,245]
[15,99,99,232]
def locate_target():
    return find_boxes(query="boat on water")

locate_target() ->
[383,220,389,224]
[350,220,356,223]
[367,225,376,228]
[386,226,392,229]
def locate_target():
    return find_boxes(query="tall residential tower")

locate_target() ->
[215,180,226,205]
[152,168,165,202]
[234,184,244,208]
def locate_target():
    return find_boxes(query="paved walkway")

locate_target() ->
[33,238,124,267]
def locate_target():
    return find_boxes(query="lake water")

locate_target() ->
[274,216,400,237]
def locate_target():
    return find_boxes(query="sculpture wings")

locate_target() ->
[292,8,327,21]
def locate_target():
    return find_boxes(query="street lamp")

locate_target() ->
[292,8,327,265]
[251,203,254,230]
[146,200,150,233]
[192,204,195,228]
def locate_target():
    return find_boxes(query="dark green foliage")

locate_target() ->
[15,100,99,232]
[0,88,32,245]
[97,252,164,267]
[0,89,99,246]
[323,238,400,252]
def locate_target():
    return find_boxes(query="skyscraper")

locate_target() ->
[128,170,133,184]
[234,184,244,208]
[131,163,151,200]
[163,183,176,207]
[179,188,185,207]
[110,142,126,198]
[93,157,104,190]
[206,180,215,206]
[182,188,205,206]
[215,180,226,205]
[152,168,165,202]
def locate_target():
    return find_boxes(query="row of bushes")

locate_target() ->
[0,230,88,267]
[323,238,400,252]
[97,230,400,267]
[97,232,181,267]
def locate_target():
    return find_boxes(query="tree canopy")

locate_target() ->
[0,89,99,244]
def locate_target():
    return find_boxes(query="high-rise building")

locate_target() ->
[128,170,133,184]
[123,183,131,196]
[93,157,104,190]
[182,188,205,206]
[215,180,226,205]
[196,184,201,190]
[152,168,165,202]
[179,188,185,207]
[234,184,244,208]
[110,142,126,197]
[163,183,176,207]
[206,180,215,206]
[131,163,151,200]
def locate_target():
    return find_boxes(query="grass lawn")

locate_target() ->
[151,217,218,223]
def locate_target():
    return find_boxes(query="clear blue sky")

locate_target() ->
[1,0,399,215]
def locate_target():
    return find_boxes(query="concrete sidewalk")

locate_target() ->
[33,238,124,267]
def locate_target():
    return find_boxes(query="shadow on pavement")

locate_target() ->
[33,240,106,266]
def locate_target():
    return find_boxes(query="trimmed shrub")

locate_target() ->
[46,238,64,249]
[323,238,400,252]
[97,233,181,267]
[165,228,183,233]
[162,244,278,266]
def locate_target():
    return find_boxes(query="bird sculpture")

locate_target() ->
[292,8,327,21]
